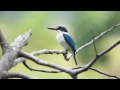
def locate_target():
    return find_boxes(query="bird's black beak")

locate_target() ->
[47,27,58,30]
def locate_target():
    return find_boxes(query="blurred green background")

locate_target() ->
[0,11,120,79]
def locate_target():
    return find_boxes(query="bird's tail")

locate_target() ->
[73,52,77,65]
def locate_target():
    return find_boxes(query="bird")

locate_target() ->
[47,26,77,65]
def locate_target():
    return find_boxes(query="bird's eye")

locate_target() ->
[57,27,61,30]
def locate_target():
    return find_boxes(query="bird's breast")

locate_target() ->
[56,33,71,50]
[57,33,65,44]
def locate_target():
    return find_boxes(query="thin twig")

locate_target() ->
[91,27,98,56]
[23,61,61,73]
[89,68,120,79]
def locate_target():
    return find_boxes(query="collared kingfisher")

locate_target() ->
[48,26,77,65]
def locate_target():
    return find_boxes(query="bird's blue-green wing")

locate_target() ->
[63,34,76,52]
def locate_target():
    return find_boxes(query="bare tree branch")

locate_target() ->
[0,30,10,55]
[13,57,26,67]
[68,23,120,59]
[0,30,15,78]
[75,39,120,75]
[22,60,120,79]
[31,49,67,55]
[60,65,120,79]
[19,51,75,76]
[0,30,32,79]
[13,49,68,66]
[2,71,37,79]
[70,74,78,79]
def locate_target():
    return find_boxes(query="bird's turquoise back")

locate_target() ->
[63,34,76,52]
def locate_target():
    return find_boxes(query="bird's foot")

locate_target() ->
[63,50,69,61]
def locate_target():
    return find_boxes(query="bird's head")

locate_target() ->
[48,26,68,33]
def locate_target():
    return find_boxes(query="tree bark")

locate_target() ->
[0,30,32,79]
